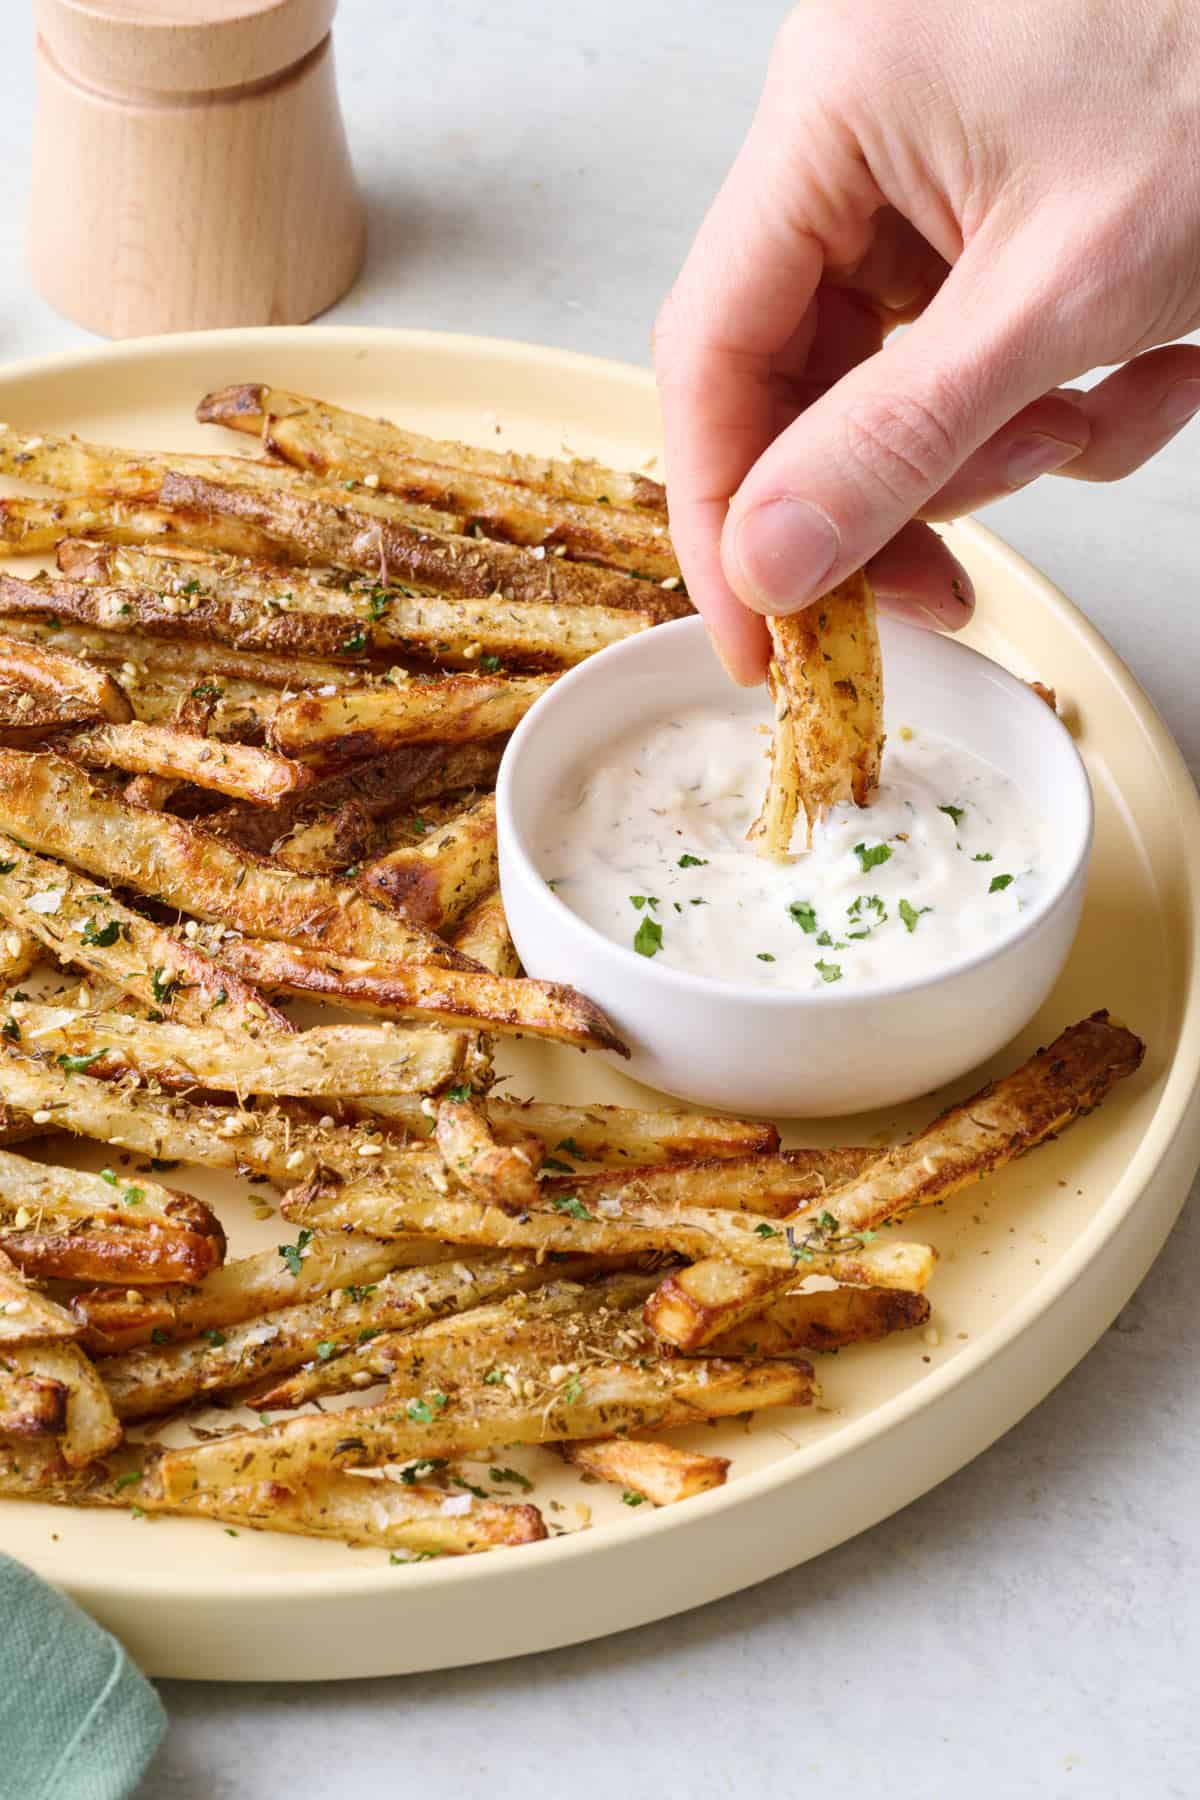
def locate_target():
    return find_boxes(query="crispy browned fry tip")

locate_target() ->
[435,1096,542,1214]
[561,1438,730,1505]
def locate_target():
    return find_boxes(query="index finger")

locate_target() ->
[653,150,825,684]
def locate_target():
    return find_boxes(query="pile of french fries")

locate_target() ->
[0,388,1143,1559]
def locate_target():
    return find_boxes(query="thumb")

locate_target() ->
[721,247,1070,614]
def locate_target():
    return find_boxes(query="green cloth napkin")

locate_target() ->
[0,1555,165,1800]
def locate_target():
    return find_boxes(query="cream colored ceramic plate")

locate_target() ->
[0,328,1196,1682]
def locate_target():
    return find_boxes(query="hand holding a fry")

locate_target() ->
[655,0,1200,683]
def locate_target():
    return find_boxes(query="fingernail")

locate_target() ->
[1005,434,1083,488]
[728,498,839,612]
[1162,379,1200,427]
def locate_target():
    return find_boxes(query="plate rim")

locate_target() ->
[1,324,1197,1622]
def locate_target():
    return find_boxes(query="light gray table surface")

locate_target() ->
[3,3,1199,1794]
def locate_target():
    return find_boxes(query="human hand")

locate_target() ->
[654,0,1200,682]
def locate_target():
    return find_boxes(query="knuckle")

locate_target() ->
[839,390,960,506]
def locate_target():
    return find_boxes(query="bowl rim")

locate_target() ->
[496,612,1095,1010]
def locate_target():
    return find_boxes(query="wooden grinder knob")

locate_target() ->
[29,0,366,337]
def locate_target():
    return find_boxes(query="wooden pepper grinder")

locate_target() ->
[29,0,366,337]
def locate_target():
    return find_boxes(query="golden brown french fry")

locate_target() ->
[363,1094,779,1163]
[706,1284,932,1357]
[195,383,680,579]
[63,721,311,806]
[0,1362,69,1436]
[4,1000,466,1098]
[10,1444,548,1552]
[200,740,495,860]
[0,841,287,1032]
[0,1246,80,1347]
[281,1159,931,1282]
[0,1052,453,1189]
[198,381,669,515]
[242,1269,642,1410]
[0,749,467,967]
[158,1345,812,1499]
[0,428,458,535]
[154,469,683,617]
[0,632,132,728]
[71,1236,454,1353]
[358,793,498,928]
[0,1144,219,1236]
[450,888,519,977]
[42,544,657,669]
[561,1439,729,1505]
[210,935,629,1054]
[270,675,552,761]
[646,1012,1145,1349]
[100,1252,583,1421]
[3,597,367,691]
[160,1469,547,1552]
[9,1343,121,1467]
[749,574,884,857]
[435,1096,541,1213]
[271,803,374,874]
[0,493,285,561]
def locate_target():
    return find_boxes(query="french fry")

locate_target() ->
[63,721,311,806]
[646,1012,1145,1349]
[2,601,366,692]
[196,384,680,580]
[100,1252,589,1421]
[155,469,684,617]
[561,1439,729,1505]
[0,1149,225,1284]
[162,1469,547,1552]
[749,574,885,857]
[0,428,459,536]
[705,1284,932,1357]
[0,841,288,1032]
[8,1343,121,1466]
[362,1094,779,1163]
[270,675,552,761]
[281,1158,931,1282]
[0,1362,69,1436]
[0,749,468,967]
[243,1273,649,1409]
[0,493,285,561]
[210,935,629,1054]
[0,1245,80,1347]
[44,544,656,669]
[0,1052,455,1189]
[450,888,518,977]
[358,793,498,928]
[200,740,490,859]
[8,1444,547,1552]
[271,803,374,874]
[0,632,132,728]
[197,381,668,515]
[435,1096,541,1213]
[71,1236,454,1354]
[4,1000,466,1098]
[158,1339,812,1499]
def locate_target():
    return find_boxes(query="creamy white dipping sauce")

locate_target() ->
[537,707,1044,991]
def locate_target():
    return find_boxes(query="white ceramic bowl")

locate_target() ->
[497,615,1093,1116]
